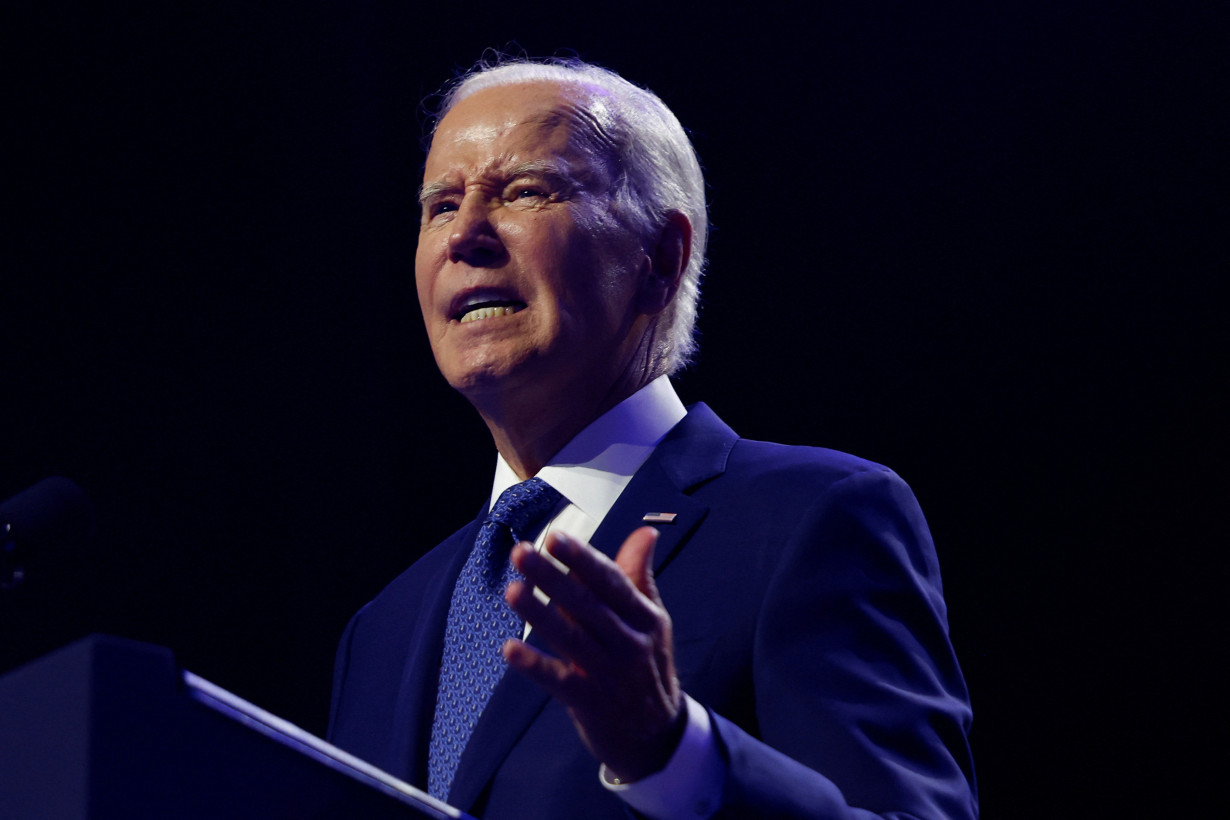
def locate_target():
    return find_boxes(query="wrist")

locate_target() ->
[603,697,688,784]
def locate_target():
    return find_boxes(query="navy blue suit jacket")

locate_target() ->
[328,405,977,819]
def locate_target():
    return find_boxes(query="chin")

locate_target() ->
[440,348,537,399]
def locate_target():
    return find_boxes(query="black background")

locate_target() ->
[3,2,1226,816]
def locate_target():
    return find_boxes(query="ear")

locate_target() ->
[636,210,693,315]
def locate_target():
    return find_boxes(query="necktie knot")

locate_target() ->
[488,476,562,543]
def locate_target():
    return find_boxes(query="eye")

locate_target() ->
[505,176,561,204]
[424,199,459,221]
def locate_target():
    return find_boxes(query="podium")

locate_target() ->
[0,635,473,819]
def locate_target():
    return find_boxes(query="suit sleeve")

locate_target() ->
[710,468,977,820]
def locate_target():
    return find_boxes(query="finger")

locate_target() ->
[511,539,634,648]
[612,529,676,680]
[505,577,609,674]
[502,638,584,704]
[550,529,665,635]
[541,532,661,631]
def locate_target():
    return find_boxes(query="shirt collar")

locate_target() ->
[490,375,687,522]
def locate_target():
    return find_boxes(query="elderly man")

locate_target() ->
[328,57,977,820]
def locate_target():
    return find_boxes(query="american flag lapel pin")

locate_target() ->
[641,512,677,524]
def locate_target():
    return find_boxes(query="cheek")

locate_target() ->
[498,218,529,244]
[581,234,642,308]
[414,242,438,312]
[575,206,642,277]
[503,214,562,274]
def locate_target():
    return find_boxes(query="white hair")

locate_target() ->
[428,56,708,375]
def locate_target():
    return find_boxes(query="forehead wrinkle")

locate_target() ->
[419,161,585,210]
[418,156,577,205]
[557,101,619,158]
[419,143,522,200]
[532,100,619,177]
[422,86,620,201]
[423,81,629,200]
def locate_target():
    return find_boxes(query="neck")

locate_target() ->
[463,315,673,479]
[471,368,659,481]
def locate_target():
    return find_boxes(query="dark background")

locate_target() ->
[3,2,1226,816]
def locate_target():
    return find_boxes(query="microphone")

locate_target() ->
[1,477,94,591]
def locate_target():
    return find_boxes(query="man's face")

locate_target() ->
[415,81,653,413]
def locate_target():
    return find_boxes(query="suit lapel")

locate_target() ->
[588,457,708,572]
[445,647,553,810]
[387,513,484,785]
[443,404,738,812]
[592,402,735,569]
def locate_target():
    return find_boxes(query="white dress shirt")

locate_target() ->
[486,375,725,819]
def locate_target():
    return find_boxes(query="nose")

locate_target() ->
[447,195,505,266]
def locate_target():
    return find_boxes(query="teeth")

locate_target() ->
[460,305,520,324]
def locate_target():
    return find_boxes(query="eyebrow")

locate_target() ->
[417,180,450,207]
[417,160,576,207]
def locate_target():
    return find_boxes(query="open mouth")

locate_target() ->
[455,299,527,324]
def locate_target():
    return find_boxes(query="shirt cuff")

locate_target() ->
[598,695,726,819]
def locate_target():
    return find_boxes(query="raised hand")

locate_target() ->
[503,526,687,782]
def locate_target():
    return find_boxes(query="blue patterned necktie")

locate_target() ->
[427,477,563,800]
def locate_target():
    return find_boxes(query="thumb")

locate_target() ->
[614,526,661,600]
